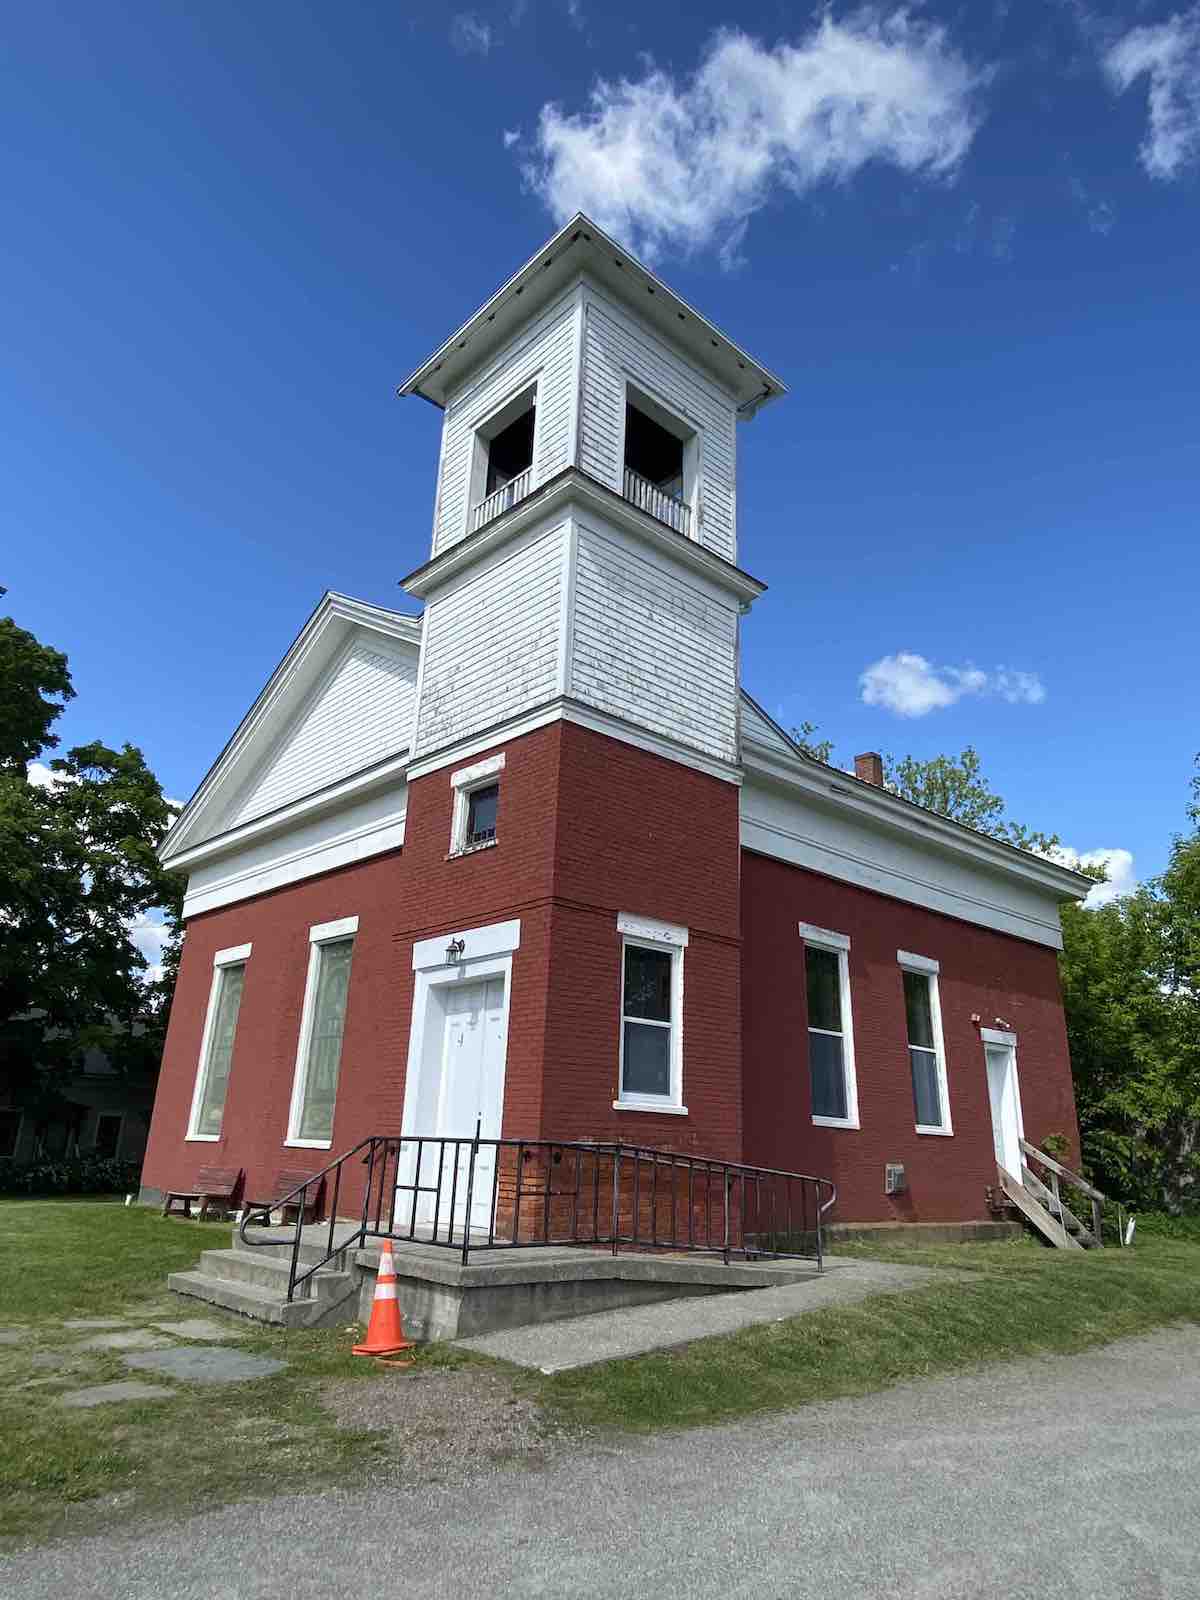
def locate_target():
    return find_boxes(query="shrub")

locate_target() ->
[0,1153,142,1198]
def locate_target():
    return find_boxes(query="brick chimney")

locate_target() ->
[854,751,884,787]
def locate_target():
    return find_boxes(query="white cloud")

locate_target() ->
[127,911,171,984]
[27,761,60,789]
[1104,5,1200,179]
[566,0,585,31]
[1049,846,1137,907]
[503,127,522,149]
[859,652,1045,718]
[450,12,494,55]
[523,9,987,262]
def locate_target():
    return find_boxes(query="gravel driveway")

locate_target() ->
[5,1325,1200,1599]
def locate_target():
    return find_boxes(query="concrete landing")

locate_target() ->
[455,1256,948,1372]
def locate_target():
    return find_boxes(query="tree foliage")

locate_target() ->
[0,608,183,1116]
[884,745,1060,853]
[1061,761,1200,1213]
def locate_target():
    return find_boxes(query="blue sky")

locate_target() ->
[4,1,1198,905]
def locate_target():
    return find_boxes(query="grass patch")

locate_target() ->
[0,1201,478,1548]
[540,1235,1200,1432]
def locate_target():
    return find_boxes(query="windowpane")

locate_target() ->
[466,784,498,845]
[805,947,842,1033]
[903,971,935,1049]
[298,939,353,1141]
[809,1031,848,1120]
[911,1047,942,1127]
[622,1021,671,1097]
[622,945,672,1023]
[196,963,245,1137]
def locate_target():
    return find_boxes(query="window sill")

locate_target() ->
[284,1138,333,1150]
[915,1124,954,1138]
[812,1116,860,1130]
[612,1100,688,1116]
[185,1132,221,1143]
[445,839,498,862]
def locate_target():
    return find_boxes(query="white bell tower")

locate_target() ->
[398,214,785,783]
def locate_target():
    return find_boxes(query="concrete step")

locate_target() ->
[200,1249,352,1302]
[232,1227,355,1271]
[167,1267,358,1330]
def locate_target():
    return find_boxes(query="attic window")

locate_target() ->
[469,384,537,533]
[622,389,694,538]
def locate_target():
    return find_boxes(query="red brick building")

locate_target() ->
[142,215,1088,1229]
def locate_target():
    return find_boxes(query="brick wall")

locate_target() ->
[741,850,1080,1224]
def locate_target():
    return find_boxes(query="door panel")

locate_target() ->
[986,1044,1023,1179]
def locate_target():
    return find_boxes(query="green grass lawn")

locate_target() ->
[3,1201,1199,1548]
[541,1232,1200,1431]
[0,1201,451,1546]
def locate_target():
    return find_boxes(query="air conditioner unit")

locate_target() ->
[885,1163,907,1195]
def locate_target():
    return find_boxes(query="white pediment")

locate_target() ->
[740,691,803,760]
[163,593,421,866]
[228,633,416,828]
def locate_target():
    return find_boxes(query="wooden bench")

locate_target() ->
[162,1166,241,1221]
[244,1168,325,1227]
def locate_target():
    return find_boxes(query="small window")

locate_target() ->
[470,386,537,530]
[290,933,355,1146]
[189,958,247,1139]
[800,924,858,1128]
[466,783,498,847]
[902,966,951,1133]
[615,913,688,1112]
[94,1113,122,1159]
[449,753,505,856]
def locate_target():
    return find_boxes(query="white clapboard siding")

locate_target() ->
[740,694,800,759]
[569,522,739,764]
[578,289,739,564]
[414,523,566,755]
[434,293,579,555]
[230,634,417,826]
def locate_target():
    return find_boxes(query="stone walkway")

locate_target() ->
[0,1311,289,1409]
[456,1255,953,1371]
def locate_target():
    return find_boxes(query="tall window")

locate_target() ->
[469,384,537,530]
[900,955,951,1134]
[289,920,357,1146]
[616,913,688,1112]
[0,1110,21,1160]
[622,387,694,537]
[188,948,250,1139]
[800,924,858,1128]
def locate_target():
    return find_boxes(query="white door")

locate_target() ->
[404,977,506,1235]
[986,1043,1023,1180]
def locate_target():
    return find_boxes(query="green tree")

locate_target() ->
[1060,759,1200,1213]
[884,745,1060,853]
[0,608,183,1118]
[789,720,835,763]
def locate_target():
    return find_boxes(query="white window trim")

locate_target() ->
[618,377,702,541]
[614,913,688,1114]
[285,920,358,1150]
[899,954,953,1136]
[464,376,542,539]
[449,752,505,858]
[980,1026,1018,1047]
[799,925,860,1130]
[185,944,252,1142]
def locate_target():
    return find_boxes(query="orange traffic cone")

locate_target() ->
[352,1240,415,1361]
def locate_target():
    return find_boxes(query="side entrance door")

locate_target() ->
[403,976,506,1236]
[985,1041,1024,1181]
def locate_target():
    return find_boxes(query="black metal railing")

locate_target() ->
[239,1130,836,1302]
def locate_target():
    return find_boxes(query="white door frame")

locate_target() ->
[982,1026,1025,1179]
[398,919,521,1229]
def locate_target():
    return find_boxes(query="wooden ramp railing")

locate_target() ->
[995,1140,1113,1251]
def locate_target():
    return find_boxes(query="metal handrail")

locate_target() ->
[239,1132,837,1302]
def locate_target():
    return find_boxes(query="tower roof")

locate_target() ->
[398,212,787,416]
